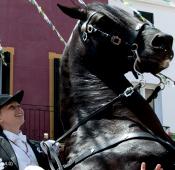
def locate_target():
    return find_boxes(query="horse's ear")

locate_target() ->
[57,4,87,21]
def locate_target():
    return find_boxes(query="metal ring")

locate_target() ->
[131,43,138,51]
[87,25,94,33]
[111,36,121,45]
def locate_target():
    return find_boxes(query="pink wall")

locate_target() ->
[0,0,107,106]
[0,0,107,139]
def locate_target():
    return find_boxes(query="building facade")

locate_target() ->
[109,0,175,138]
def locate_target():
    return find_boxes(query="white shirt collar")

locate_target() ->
[3,130,27,143]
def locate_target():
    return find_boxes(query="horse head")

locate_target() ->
[58,2,173,77]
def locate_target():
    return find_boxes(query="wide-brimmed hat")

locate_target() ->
[0,90,24,109]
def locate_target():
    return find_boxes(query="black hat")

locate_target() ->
[0,90,24,109]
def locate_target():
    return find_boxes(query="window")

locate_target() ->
[134,10,154,24]
[0,47,14,94]
[139,11,154,24]
[145,88,155,109]
[138,85,155,110]
[133,0,174,7]
[49,52,62,139]
[138,83,163,123]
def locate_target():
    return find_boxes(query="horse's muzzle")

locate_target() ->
[151,33,174,60]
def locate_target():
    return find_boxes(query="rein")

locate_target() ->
[41,83,142,170]
[63,132,175,170]
[55,83,142,143]
[47,81,175,170]
[45,79,174,169]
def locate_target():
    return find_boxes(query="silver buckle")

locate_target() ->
[82,32,88,41]
[124,87,134,97]
[87,25,94,33]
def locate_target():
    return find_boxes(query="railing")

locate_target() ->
[22,104,54,141]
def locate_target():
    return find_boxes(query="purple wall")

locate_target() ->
[0,0,107,105]
[0,0,107,139]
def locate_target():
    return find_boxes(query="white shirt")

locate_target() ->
[3,130,39,170]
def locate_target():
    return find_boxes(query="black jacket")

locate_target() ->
[0,132,51,170]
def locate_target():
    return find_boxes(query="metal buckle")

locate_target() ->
[111,36,121,45]
[87,25,94,33]
[82,32,88,41]
[124,87,134,97]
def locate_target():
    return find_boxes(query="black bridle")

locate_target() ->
[78,11,165,103]
[80,11,173,103]
[78,11,149,81]
[79,11,148,49]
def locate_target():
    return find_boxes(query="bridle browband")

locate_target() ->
[79,10,148,50]
[80,11,122,45]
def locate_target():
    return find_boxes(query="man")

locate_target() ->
[0,90,51,170]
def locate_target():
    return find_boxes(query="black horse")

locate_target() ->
[57,2,175,170]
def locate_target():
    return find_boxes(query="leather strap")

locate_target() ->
[63,132,175,169]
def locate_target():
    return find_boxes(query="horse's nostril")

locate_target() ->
[151,34,173,50]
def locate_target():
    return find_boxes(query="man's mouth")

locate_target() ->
[15,113,23,117]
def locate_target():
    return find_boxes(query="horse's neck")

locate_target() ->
[64,66,173,144]
[70,69,129,117]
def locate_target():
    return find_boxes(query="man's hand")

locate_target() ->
[141,162,163,170]
[40,139,61,155]
[0,158,4,170]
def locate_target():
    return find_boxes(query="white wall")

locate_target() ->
[109,0,175,132]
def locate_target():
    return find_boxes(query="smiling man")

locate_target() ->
[0,90,51,170]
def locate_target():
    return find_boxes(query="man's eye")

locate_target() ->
[9,106,15,109]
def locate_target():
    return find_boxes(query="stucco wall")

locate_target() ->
[0,0,107,139]
[0,0,107,105]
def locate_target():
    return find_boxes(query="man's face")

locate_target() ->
[0,101,24,131]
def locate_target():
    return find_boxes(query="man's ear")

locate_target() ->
[57,3,87,21]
